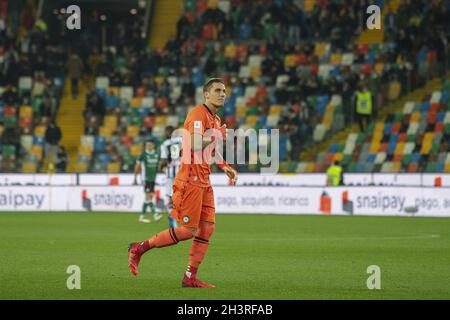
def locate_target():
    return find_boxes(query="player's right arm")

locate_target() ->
[159,141,168,172]
[133,155,142,185]
[191,133,213,152]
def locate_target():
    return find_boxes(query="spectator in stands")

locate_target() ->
[39,95,55,118]
[354,84,374,132]
[1,84,19,105]
[2,123,20,156]
[55,146,68,172]
[66,53,83,99]
[84,91,105,120]
[326,161,344,186]
[176,13,192,43]
[45,120,62,164]
[286,2,303,45]
[96,54,114,77]
[85,115,100,135]
[1,47,19,85]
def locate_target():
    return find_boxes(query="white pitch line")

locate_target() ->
[222,234,441,241]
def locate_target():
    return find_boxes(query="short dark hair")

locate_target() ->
[203,78,225,93]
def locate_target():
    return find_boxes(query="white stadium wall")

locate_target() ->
[0,173,449,217]
[1,173,450,187]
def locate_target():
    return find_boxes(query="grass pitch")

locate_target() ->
[0,212,449,299]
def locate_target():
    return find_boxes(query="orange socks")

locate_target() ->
[137,222,215,280]
[148,227,194,249]
[188,222,215,269]
[188,237,209,268]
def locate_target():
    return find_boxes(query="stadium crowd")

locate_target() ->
[1,0,450,173]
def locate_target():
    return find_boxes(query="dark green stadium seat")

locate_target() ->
[158,67,169,77]
[431,144,440,154]
[402,154,411,165]
[369,43,380,53]
[288,161,298,172]
[114,56,126,69]
[32,97,42,113]
[394,112,403,122]
[306,96,317,109]
[126,108,139,117]
[341,154,351,165]
[2,145,16,157]
[131,115,142,126]
[445,123,450,134]
[348,162,357,172]
[425,162,436,172]
[356,133,365,144]
[217,108,225,118]
[4,116,17,127]
[443,80,450,92]
[246,105,259,116]
[184,0,195,12]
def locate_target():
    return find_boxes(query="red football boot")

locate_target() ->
[128,242,142,276]
[182,275,216,288]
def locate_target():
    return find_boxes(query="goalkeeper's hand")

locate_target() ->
[222,164,238,186]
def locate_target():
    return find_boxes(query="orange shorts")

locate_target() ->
[169,180,215,228]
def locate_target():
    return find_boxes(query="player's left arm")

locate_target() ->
[219,162,238,186]
[216,151,238,185]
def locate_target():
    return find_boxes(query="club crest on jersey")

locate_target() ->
[194,121,201,129]
[182,216,190,223]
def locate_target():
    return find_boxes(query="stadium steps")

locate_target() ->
[356,0,401,45]
[356,2,389,45]
[54,78,88,173]
[148,0,183,49]
[300,75,447,161]
[389,0,401,13]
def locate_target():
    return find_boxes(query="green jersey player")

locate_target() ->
[134,139,162,223]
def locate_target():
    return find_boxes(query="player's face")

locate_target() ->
[205,82,226,107]
[146,142,154,152]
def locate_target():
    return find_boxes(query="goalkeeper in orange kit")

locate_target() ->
[128,78,238,288]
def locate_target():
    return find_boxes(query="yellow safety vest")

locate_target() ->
[356,91,372,115]
[326,165,342,186]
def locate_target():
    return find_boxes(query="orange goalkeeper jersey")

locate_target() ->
[176,104,222,187]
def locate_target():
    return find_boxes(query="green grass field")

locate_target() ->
[0,212,449,299]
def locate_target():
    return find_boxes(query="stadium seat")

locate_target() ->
[313,124,326,142]
[19,117,33,129]
[374,152,386,164]
[380,162,392,173]
[127,126,140,138]
[34,125,47,138]
[75,162,89,173]
[237,65,250,78]
[19,106,33,118]
[29,145,43,161]
[21,160,37,173]
[96,77,110,89]
[445,163,450,173]
[18,76,32,93]
[120,87,134,101]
